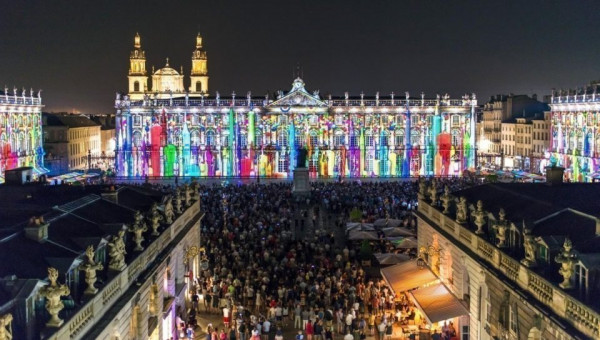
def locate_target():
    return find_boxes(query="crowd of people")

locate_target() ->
[172,177,480,340]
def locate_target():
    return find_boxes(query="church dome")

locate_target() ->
[153,58,180,76]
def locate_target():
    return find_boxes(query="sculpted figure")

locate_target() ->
[429,179,438,205]
[440,186,452,214]
[521,226,537,267]
[108,230,127,271]
[472,200,487,234]
[78,245,104,294]
[128,211,148,251]
[148,202,163,236]
[174,188,183,214]
[184,184,192,207]
[555,238,577,289]
[39,267,70,327]
[418,178,427,200]
[0,313,13,340]
[163,195,175,224]
[455,196,468,224]
[148,284,159,316]
[493,208,508,247]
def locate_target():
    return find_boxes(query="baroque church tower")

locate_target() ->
[128,33,148,100]
[189,33,209,94]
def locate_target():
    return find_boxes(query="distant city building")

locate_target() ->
[90,114,116,170]
[43,113,101,174]
[116,34,478,178]
[478,94,549,170]
[415,173,600,340]
[549,82,600,181]
[0,183,203,340]
[500,112,551,171]
[0,87,45,182]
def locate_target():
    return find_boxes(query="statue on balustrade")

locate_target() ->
[148,202,163,236]
[39,267,70,327]
[78,245,104,295]
[555,238,577,289]
[493,208,508,247]
[418,179,427,200]
[128,212,148,251]
[184,184,192,207]
[472,200,487,234]
[455,196,468,224]
[521,226,537,267]
[163,195,175,224]
[0,313,13,340]
[429,179,438,205]
[440,186,452,214]
[108,229,127,271]
[174,187,183,214]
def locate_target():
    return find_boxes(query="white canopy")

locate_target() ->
[380,261,438,294]
[409,283,469,324]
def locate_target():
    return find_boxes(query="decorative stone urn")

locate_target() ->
[472,200,487,234]
[555,238,577,289]
[78,245,104,295]
[39,267,70,327]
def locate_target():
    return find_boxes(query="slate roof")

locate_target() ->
[44,114,100,128]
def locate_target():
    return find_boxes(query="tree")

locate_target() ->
[349,207,362,222]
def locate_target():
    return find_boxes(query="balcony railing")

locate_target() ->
[0,95,42,106]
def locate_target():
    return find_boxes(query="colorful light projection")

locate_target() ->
[549,87,600,182]
[115,79,477,178]
[0,88,45,181]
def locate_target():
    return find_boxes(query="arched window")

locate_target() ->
[366,130,374,147]
[255,128,263,147]
[451,129,461,146]
[349,130,359,148]
[195,81,202,92]
[295,134,304,149]
[396,129,405,147]
[133,81,140,92]
[206,130,215,147]
[277,129,288,147]
[278,152,289,173]
[191,130,200,147]
[334,130,345,147]
[132,131,142,148]
[239,131,247,148]
[379,131,388,147]
[309,130,318,147]
[221,131,229,147]
[411,130,420,146]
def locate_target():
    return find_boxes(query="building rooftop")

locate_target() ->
[44,113,101,128]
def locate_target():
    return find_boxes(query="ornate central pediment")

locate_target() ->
[268,78,328,107]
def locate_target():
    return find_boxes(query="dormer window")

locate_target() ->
[537,245,548,263]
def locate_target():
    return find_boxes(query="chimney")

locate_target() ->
[24,216,49,243]
[101,185,119,204]
[545,166,564,186]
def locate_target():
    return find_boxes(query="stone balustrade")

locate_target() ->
[45,200,202,340]
[418,198,600,339]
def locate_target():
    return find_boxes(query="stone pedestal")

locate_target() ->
[293,167,310,196]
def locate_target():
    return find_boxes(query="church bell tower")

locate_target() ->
[128,33,148,100]
[189,33,209,94]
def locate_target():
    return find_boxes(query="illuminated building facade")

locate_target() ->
[116,34,477,178]
[0,87,45,181]
[549,82,600,181]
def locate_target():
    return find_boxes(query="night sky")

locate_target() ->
[1,0,600,113]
